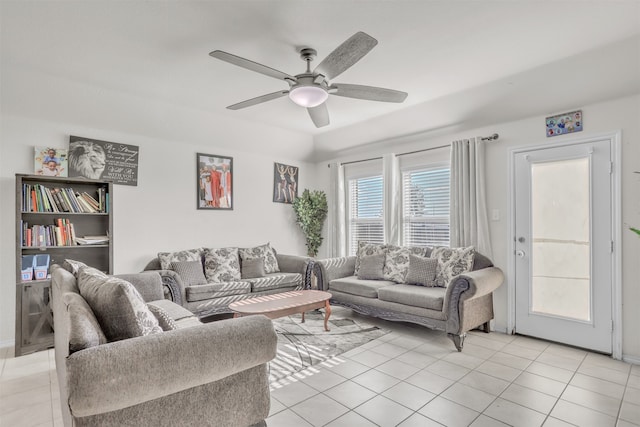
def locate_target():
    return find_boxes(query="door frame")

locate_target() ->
[507,131,622,359]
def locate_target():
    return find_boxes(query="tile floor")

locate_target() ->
[1,308,639,427]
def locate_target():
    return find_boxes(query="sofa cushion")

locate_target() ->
[357,254,385,280]
[170,260,207,286]
[405,255,438,287]
[239,243,280,274]
[77,266,163,342]
[378,284,445,311]
[147,299,202,329]
[245,273,302,292]
[157,248,202,270]
[329,276,394,298]
[241,258,266,279]
[147,303,178,331]
[203,247,241,282]
[64,292,107,353]
[383,246,411,283]
[354,242,387,276]
[185,282,251,302]
[62,258,89,276]
[431,246,476,287]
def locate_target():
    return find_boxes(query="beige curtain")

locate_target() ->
[383,153,400,246]
[327,162,346,257]
[450,138,492,258]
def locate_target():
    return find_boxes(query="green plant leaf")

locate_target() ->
[292,189,328,257]
[630,227,640,237]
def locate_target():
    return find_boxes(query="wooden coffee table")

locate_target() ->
[229,290,333,331]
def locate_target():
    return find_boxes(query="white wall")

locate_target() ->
[0,72,316,346]
[315,94,640,361]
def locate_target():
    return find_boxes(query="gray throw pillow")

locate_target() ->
[147,303,178,331]
[354,242,387,276]
[62,259,89,277]
[170,260,207,286]
[77,266,163,342]
[405,255,438,287]
[357,254,385,280]
[64,292,107,352]
[241,258,266,279]
[157,248,202,270]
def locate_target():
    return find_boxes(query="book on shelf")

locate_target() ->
[75,235,109,245]
[22,183,108,213]
[21,218,83,247]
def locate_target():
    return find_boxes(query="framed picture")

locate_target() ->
[546,110,582,137]
[273,162,298,204]
[197,153,233,210]
[69,136,140,185]
[34,147,68,177]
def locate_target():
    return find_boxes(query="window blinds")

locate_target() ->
[402,167,450,247]
[348,175,384,255]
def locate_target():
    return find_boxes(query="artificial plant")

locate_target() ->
[631,227,640,237]
[292,189,328,257]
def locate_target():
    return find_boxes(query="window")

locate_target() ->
[347,175,384,255]
[402,166,450,247]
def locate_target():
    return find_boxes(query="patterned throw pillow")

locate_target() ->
[147,303,178,331]
[357,254,385,280]
[241,258,266,279]
[62,259,89,277]
[405,255,438,287]
[430,246,476,287]
[157,248,202,270]
[64,292,108,352]
[170,260,207,286]
[383,245,412,283]
[203,247,241,283]
[238,243,280,274]
[354,242,387,276]
[77,266,163,342]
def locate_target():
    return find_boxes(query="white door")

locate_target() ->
[514,139,613,353]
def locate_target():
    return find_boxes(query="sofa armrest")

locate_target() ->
[276,253,314,289]
[313,256,357,291]
[156,270,185,306]
[66,315,276,417]
[444,267,504,334]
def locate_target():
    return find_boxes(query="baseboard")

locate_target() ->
[622,354,640,365]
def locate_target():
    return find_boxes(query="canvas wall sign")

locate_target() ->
[546,110,582,137]
[69,136,139,186]
[273,162,298,204]
[197,153,233,210]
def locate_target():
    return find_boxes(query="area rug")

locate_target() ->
[269,310,389,388]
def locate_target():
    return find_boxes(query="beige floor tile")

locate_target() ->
[388,335,425,350]
[323,380,377,409]
[354,395,414,427]
[418,396,480,427]
[620,401,640,425]
[270,379,319,407]
[397,412,446,427]
[0,361,51,382]
[322,358,370,379]
[542,417,576,427]
[561,384,622,417]
[291,393,349,426]
[501,343,543,360]
[526,361,574,383]
[615,419,640,427]
[441,382,496,412]
[569,372,626,400]
[425,359,471,381]
[460,342,499,360]
[511,335,550,352]
[624,386,640,403]
[489,351,533,370]
[465,334,507,351]
[584,353,634,373]
[412,342,453,359]
[265,408,313,427]
[381,381,436,410]
[476,360,522,382]
[628,374,640,389]
[513,372,567,397]
[483,398,547,427]
[375,358,420,380]
[500,383,558,414]
[395,349,437,369]
[405,368,455,394]
[0,372,51,397]
[300,368,346,392]
[469,414,511,427]
[269,396,286,416]
[443,351,486,370]
[578,363,630,385]
[543,343,588,361]
[536,352,582,371]
[369,341,410,358]
[351,369,400,394]
[349,349,390,368]
[551,399,617,427]
[2,401,54,427]
[0,384,52,413]
[323,410,378,427]
[459,371,510,396]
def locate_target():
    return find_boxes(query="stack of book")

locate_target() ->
[20,218,77,247]
[22,184,108,213]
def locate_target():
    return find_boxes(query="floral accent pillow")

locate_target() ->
[157,248,202,270]
[238,243,279,274]
[354,242,387,276]
[203,247,241,283]
[383,245,412,283]
[430,246,476,287]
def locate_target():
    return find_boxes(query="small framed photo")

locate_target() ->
[546,110,582,137]
[273,162,298,204]
[197,153,233,210]
[35,147,68,177]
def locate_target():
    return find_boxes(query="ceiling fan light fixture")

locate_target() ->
[288,85,328,108]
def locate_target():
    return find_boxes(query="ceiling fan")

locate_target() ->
[209,31,408,128]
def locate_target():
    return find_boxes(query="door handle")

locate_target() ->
[516,250,525,258]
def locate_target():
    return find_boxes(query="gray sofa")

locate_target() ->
[143,250,314,319]
[313,248,504,351]
[51,264,276,427]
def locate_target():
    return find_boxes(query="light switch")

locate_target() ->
[491,209,500,221]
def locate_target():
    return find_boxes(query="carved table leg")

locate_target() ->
[301,311,305,323]
[324,300,331,332]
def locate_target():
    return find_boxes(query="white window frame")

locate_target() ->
[346,172,384,256]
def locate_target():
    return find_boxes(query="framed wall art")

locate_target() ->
[197,153,233,210]
[34,147,68,177]
[273,162,298,204]
[546,110,582,138]
[69,136,140,186]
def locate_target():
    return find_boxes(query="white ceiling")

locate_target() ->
[2,1,639,158]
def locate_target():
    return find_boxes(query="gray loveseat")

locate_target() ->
[313,246,504,351]
[51,264,276,427]
[143,244,314,319]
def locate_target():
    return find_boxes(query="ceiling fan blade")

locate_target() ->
[227,90,289,110]
[331,83,408,103]
[210,50,297,82]
[313,32,378,81]
[307,103,330,128]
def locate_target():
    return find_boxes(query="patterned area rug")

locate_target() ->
[269,310,389,388]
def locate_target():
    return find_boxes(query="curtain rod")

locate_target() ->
[339,133,499,166]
